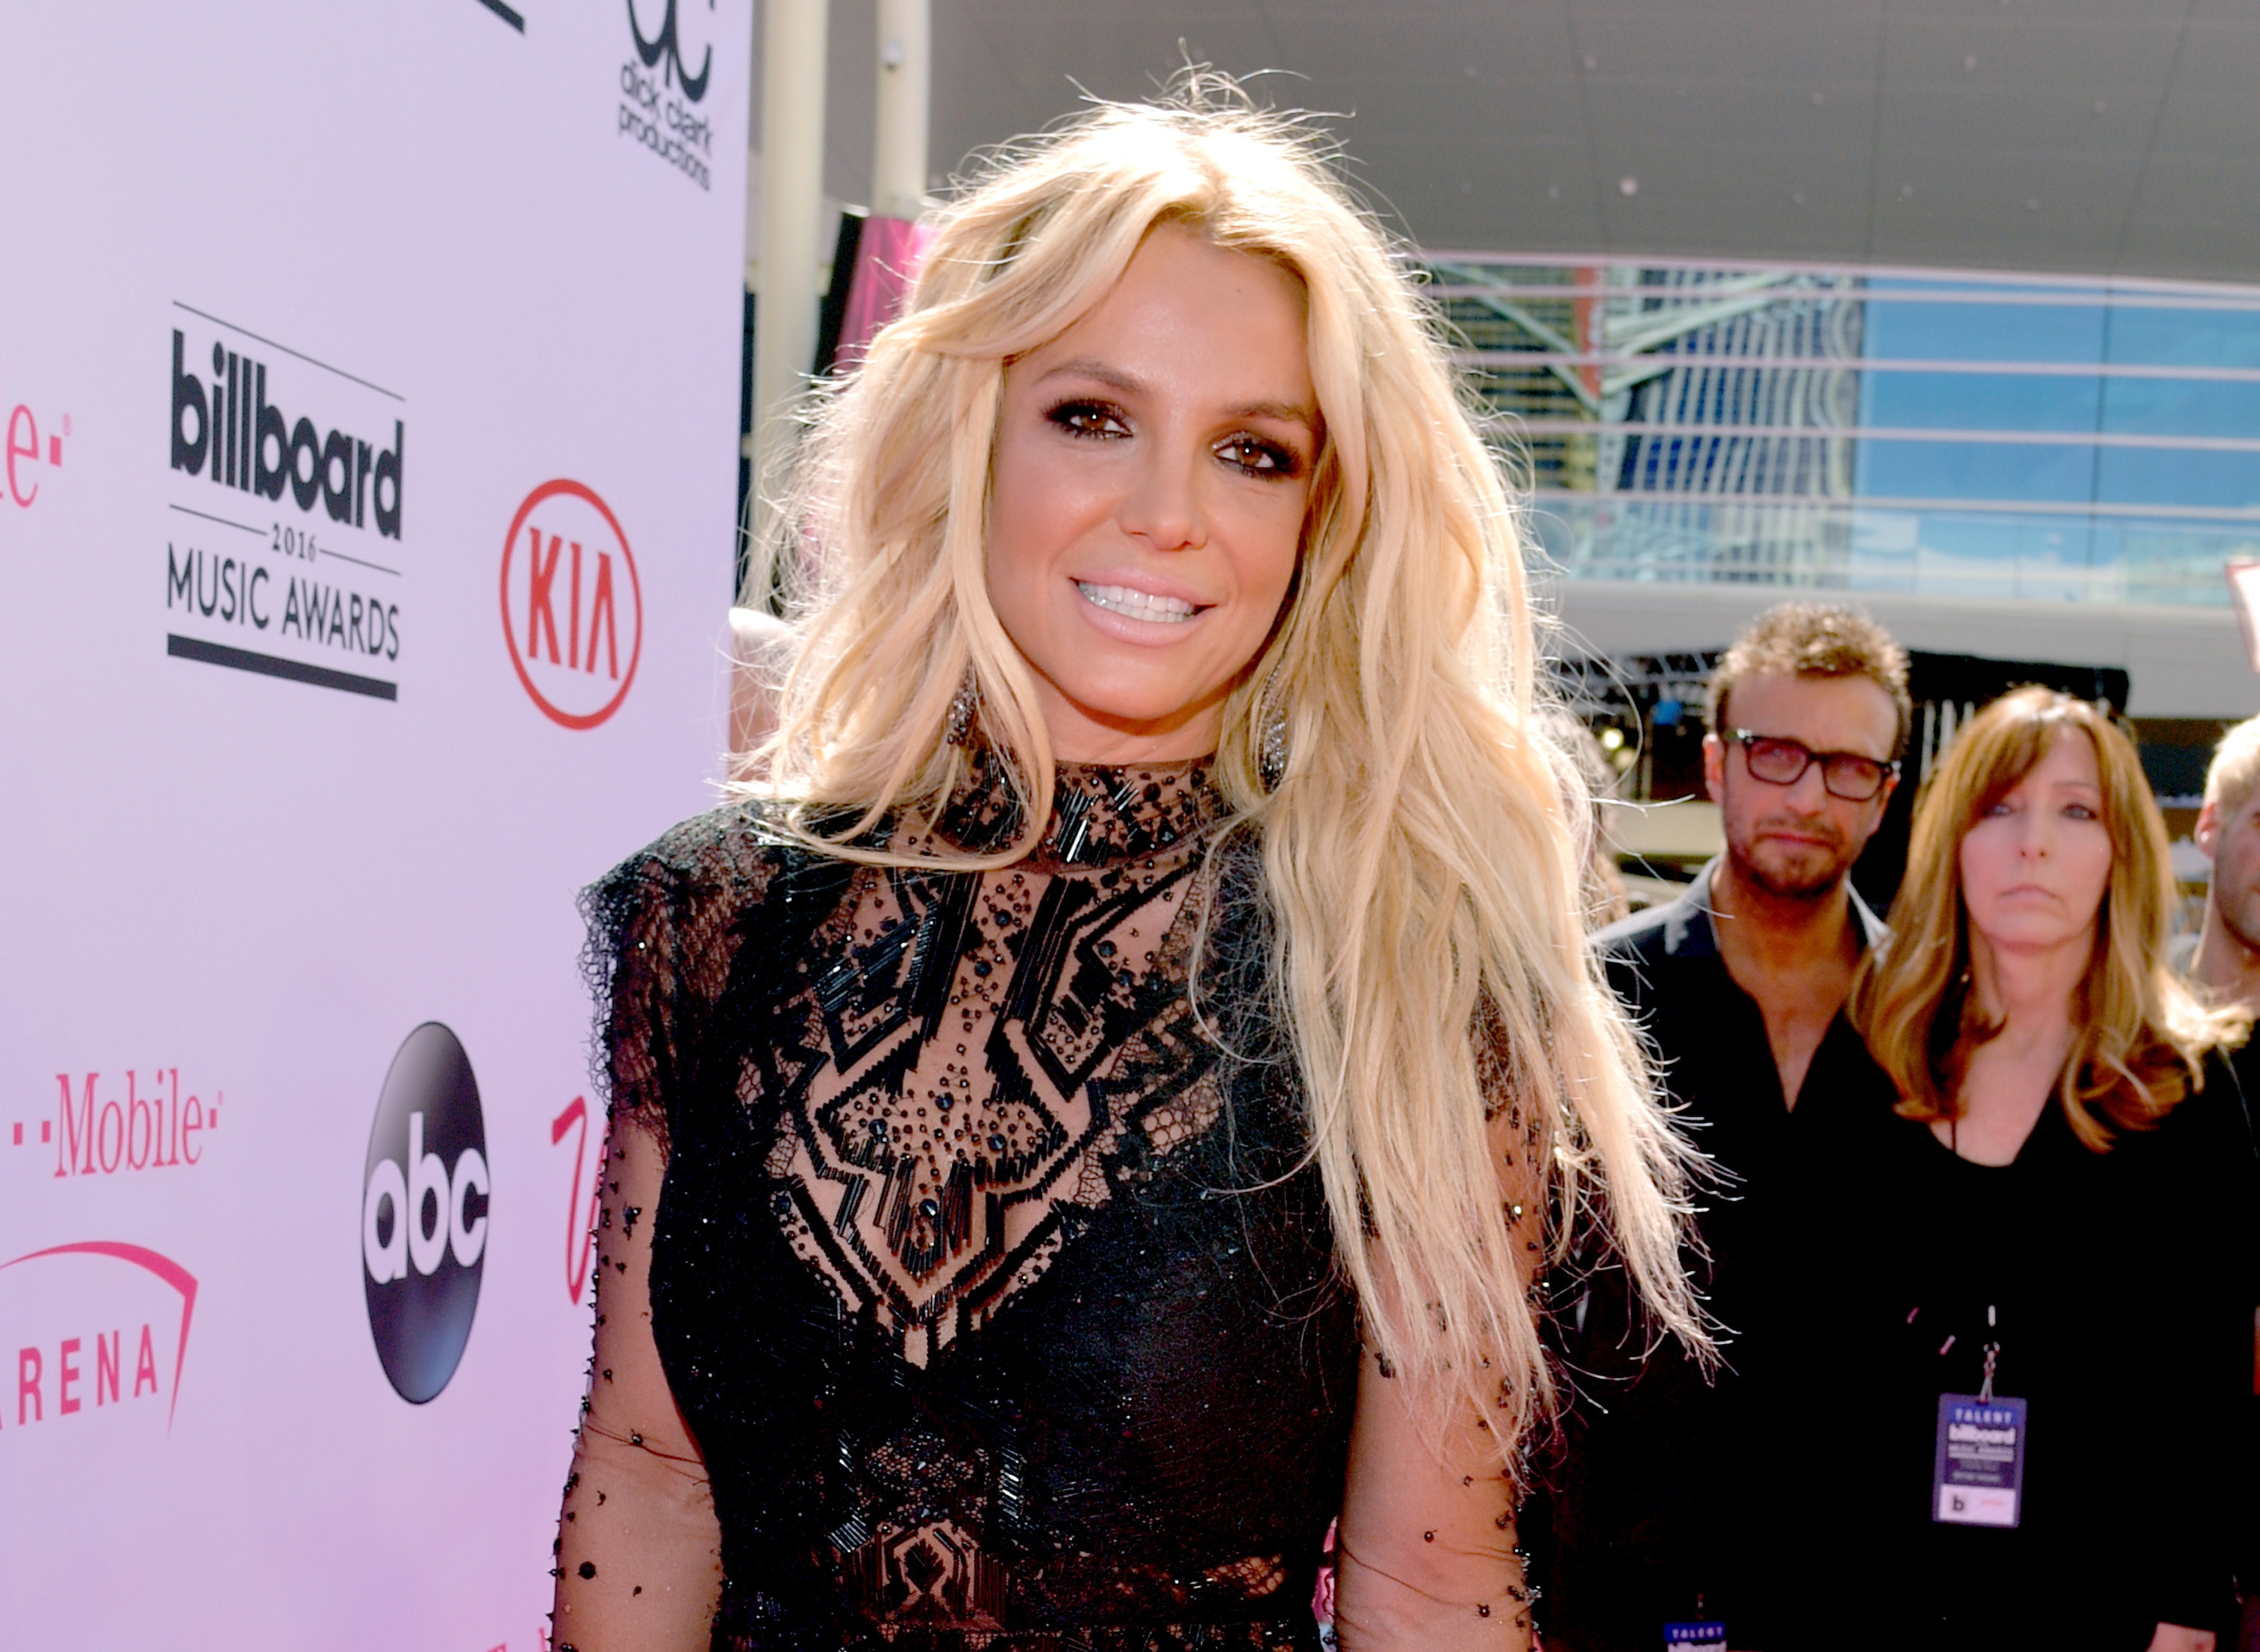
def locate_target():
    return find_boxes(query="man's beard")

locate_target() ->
[1729,816,1855,902]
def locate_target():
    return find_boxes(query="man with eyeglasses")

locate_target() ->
[1535,602,1910,1652]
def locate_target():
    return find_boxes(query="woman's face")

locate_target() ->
[1958,728,2115,960]
[985,224,1318,762]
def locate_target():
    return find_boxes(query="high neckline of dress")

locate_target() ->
[938,748,1226,870]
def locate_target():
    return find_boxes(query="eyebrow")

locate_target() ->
[1037,358,1318,432]
[1229,398,1321,429]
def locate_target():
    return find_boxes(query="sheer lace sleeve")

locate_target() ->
[1333,1099,1548,1651]
[579,845,692,1147]
[552,1115,722,1651]
[552,824,768,1651]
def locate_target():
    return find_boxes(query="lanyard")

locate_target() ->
[1942,1118,2008,1394]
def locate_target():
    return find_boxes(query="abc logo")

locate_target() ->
[361,1022,489,1403]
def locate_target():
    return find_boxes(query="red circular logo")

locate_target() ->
[499,479,643,730]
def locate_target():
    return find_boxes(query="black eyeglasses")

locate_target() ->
[1730,730,1899,802]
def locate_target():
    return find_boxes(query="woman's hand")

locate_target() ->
[2144,1624,2216,1652]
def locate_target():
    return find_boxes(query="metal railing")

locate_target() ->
[1522,493,2255,606]
[1430,255,2260,607]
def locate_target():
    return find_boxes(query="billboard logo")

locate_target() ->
[170,330,402,539]
[499,479,643,730]
[163,309,410,701]
[362,1024,488,1404]
[618,0,716,190]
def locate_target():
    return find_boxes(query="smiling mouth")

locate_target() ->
[1076,582,1205,624]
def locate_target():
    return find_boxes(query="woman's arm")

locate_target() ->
[1332,1340,1531,1650]
[551,1116,721,1652]
[1334,1092,1547,1652]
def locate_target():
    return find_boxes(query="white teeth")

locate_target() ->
[1076,582,1198,623]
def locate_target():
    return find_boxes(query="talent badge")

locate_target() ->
[1932,1388,2027,1528]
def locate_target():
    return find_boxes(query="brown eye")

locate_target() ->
[1047,400,1129,438]
[1217,436,1295,476]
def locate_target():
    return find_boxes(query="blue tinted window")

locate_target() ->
[1863,288,2106,365]
[2103,307,2260,371]
[2100,376,2260,438]
[1856,438,2097,503]
[1440,258,2260,606]
[1861,368,2103,435]
[2094,447,2260,510]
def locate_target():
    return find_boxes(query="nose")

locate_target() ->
[1115,438,1208,553]
[1779,758,1832,813]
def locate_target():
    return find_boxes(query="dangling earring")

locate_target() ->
[1259,705,1289,789]
[945,675,978,747]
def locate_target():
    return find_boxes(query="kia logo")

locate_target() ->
[499,478,643,731]
[361,1023,488,1404]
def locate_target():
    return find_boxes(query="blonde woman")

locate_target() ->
[551,81,1700,1652]
[1779,688,2258,1651]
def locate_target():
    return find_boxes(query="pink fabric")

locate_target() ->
[835,215,934,369]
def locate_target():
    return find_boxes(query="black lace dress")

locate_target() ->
[562,759,1361,1651]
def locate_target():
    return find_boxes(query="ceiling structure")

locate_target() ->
[772,0,2260,286]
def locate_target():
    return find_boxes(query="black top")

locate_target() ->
[576,758,1358,1650]
[1776,1045,2260,1650]
[1532,862,1886,1650]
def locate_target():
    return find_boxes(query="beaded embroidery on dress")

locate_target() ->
[576,755,1359,1651]
[768,759,1231,1370]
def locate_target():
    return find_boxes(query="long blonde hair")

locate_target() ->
[742,76,1703,1461]
[1852,686,2240,1150]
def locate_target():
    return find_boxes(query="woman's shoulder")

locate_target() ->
[582,796,837,965]
[591,795,837,905]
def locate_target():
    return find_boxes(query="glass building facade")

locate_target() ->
[1428,257,2260,609]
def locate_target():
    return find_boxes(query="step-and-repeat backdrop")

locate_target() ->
[0,3,749,1645]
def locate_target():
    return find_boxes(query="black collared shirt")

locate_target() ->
[1592,860,1886,1329]
[1531,860,1885,1652]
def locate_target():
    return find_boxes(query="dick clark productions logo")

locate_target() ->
[499,479,643,730]
[362,1023,489,1403]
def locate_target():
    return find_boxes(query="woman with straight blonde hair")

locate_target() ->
[550,76,1703,1652]
[1773,686,2257,1652]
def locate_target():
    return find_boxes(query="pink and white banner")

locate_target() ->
[0,3,750,1646]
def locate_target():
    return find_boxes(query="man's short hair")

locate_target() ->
[2202,715,2260,814]
[1705,603,1913,760]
